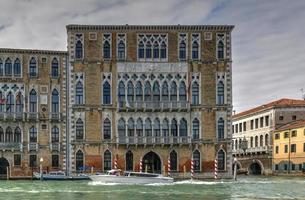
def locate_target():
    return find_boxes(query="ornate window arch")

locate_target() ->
[145,41,152,59]
[217,40,224,60]
[118,118,126,143]
[153,81,160,102]
[136,118,143,143]
[160,41,167,59]
[135,81,143,102]
[144,81,152,102]
[153,41,159,59]
[127,118,135,137]
[103,33,111,59]
[154,118,161,140]
[179,118,187,137]
[170,81,177,101]
[75,81,84,105]
[178,33,187,60]
[138,41,145,59]
[118,81,125,107]
[5,127,13,142]
[15,91,23,113]
[145,118,152,137]
[171,119,178,137]
[6,91,14,113]
[103,118,111,140]
[161,81,169,101]
[127,81,134,103]
[117,33,126,60]
[75,40,83,59]
[179,81,186,102]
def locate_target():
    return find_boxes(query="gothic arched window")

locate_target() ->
[75,81,84,105]
[126,150,133,171]
[217,81,224,105]
[118,40,125,60]
[179,41,186,60]
[103,81,111,105]
[192,118,200,139]
[145,42,152,59]
[76,118,84,140]
[29,89,37,113]
[0,58,3,76]
[217,40,224,59]
[118,118,126,142]
[138,41,144,59]
[127,81,134,103]
[75,40,83,59]
[154,118,161,138]
[144,81,152,102]
[135,81,143,102]
[6,92,14,113]
[145,118,152,137]
[51,89,59,113]
[217,149,225,170]
[15,92,23,113]
[153,42,159,59]
[162,118,169,138]
[103,41,111,59]
[104,150,112,171]
[193,150,200,171]
[76,150,84,172]
[192,82,199,105]
[29,57,37,77]
[127,118,135,137]
[179,118,187,137]
[171,119,178,137]
[14,127,21,143]
[218,118,224,140]
[170,82,177,101]
[0,127,4,142]
[103,118,111,140]
[118,81,125,107]
[153,82,160,102]
[4,58,12,76]
[14,58,21,76]
[29,126,37,143]
[160,42,167,59]
[179,81,186,102]
[51,126,59,143]
[192,41,199,60]
[162,82,169,101]
[51,58,59,78]
[170,150,177,171]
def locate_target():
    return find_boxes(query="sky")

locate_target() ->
[0,0,304,113]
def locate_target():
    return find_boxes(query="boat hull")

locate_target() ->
[89,175,173,184]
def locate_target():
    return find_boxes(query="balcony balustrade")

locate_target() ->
[28,112,38,121]
[0,112,25,121]
[49,113,61,121]
[0,142,22,151]
[28,143,38,151]
[118,101,189,112]
[117,136,192,145]
[233,146,269,155]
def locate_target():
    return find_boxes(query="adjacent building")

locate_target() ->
[66,24,234,178]
[0,48,67,177]
[273,120,305,174]
[232,98,305,175]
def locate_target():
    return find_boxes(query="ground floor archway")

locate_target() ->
[0,157,9,179]
[142,151,161,174]
[249,162,262,175]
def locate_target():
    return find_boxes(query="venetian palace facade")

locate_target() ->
[0,24,234,178]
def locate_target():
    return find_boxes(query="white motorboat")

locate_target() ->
[33,171,89,180]
[89,169,174,184]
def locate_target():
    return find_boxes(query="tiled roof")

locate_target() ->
[0,48,67,55]
[276,119,305,132]
[233,98,305,119]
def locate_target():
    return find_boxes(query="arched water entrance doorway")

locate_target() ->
[0,157,9,179]
[249,162,262,175]
[142,151,161,174]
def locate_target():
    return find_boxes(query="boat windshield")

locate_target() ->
[106,170,122,176]
[128,172,159,177]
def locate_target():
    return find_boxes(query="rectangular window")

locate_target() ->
[292,164,295,171]
[235,124,238,133]
[243,122,246,132]
[292,115,296,120]
[239,123,242,132]
[117,33,126,60]
[265,116,269,126]
[191,33,200,60]
[284,164,288,170]
[29,155,37,167]
[255,119,259,129]
[275,133,280,140]
[260,117,264,127]
[279,116,284,120]
[299,164,302,171]
[275,146,279,154]
[14,154,21,166]
[275,164,279,171]
[250,120,254,130]
[284,145,288,153]
[284,132,289,138]
[291,144,296,153]
[52,155,59,168]
[291,130,297,137]
[232,125,234,134]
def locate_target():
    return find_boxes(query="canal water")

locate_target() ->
[0,176,304,200]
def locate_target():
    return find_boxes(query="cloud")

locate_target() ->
[0,0,304,113]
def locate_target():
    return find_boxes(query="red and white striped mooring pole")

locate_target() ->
[139,157,143,173]
[167,157,171,177]
[191,159,194,179]
[114,157,118,169]
[214,157,218,180]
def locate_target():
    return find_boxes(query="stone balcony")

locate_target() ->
[50,143,60,151]
[28,143,38,152]
[117,136,192,145]
[233,146,269,155]
[118,101,189,112]
[0,112,25,121]
[0,142,23,151]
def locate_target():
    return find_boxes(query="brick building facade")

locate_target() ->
[0,24,234,178]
